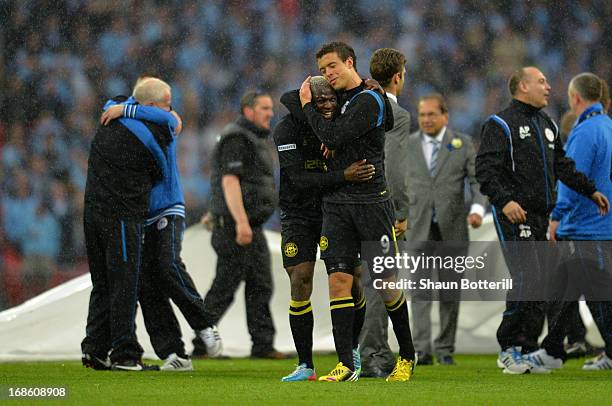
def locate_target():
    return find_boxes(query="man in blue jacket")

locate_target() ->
[525,73,612,371]
[81,78,173,371]
[100,77,218,371]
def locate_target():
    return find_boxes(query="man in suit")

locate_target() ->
[359,48,411,377]
[407,93,486,365]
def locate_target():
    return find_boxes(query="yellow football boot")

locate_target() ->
[318,362,358,382]
[386,356,416,382]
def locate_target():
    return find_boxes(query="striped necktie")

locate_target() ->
[429,139,440,176]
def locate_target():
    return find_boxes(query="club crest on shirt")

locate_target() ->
[545,128,555,142]
[157,217,168,230]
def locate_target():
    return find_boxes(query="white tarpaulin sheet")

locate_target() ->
[0,215,603,361]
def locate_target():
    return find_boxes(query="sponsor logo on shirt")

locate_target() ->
[278,144,297,152]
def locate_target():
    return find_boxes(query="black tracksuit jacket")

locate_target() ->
[476,99,595,216]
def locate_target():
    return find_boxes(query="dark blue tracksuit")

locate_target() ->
[476,99,597,352]
[82,97,168,363]
[118,101,211,359]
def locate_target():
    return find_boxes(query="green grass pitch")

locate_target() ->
[1,355,610,405]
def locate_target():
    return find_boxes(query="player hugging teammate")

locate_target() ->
[274,42,417,382]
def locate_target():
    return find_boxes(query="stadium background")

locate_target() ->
[0,0,611,311]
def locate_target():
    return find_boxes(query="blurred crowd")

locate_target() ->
[1,0,611,309]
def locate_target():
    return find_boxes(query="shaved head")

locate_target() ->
[310,76,333,97]
[309,76,337,120]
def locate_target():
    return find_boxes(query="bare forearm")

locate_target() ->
[222,175,249,224]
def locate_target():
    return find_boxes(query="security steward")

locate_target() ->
[200,91,285,359]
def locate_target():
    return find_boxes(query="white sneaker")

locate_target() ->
[198,326,223,357]
[499,347,530,374]
[524,349,563,371]
[582,353,612,370]
[161,353,193,372]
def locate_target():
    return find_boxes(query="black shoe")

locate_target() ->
[416,352,433,365]
[585,342,605,357]
[437,355,456,365]
[566,342,587,359]
[191,336,208,358]
[566,341,604,359]
[111,359,160,371]
[191,347,208,359]
[82,353,111,370]
[360,366,390,378]
[250,350,291,360]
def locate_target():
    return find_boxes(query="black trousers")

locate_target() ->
[202,220,275,354]
[544,301,587,345]
[81,208,144,363]
[492,208,547,352]
[541,240,612,359]
[139,215,209,360]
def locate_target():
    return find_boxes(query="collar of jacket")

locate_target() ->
[577,102,604,125]
[236,116,270,139]
[511,98,541,116]
[339,80,366,105]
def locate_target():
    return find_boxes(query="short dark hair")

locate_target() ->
[369,48,406,87]
[570,73,603,102]
[418,93,448,114]
[316,41,357,67]
[240,91,270,114]
[508,68,527,96]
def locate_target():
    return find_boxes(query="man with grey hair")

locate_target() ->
[81,78,176,371]
[132,77,172,107]
[99,74,219,372]
[525,72,612,371]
